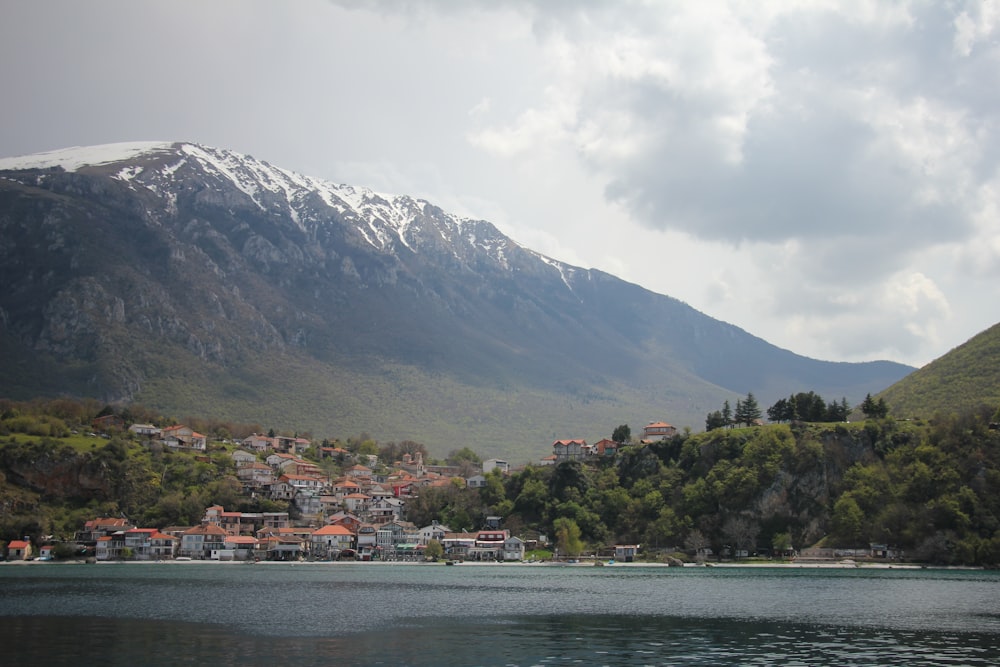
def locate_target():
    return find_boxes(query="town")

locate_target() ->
[2,418,678,564]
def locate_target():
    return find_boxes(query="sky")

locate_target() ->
[2,1,999,369]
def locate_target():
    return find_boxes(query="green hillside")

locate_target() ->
[881,322,1000,420]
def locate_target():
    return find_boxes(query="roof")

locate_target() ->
[183,524,228,536]
[644,421,674,429]
[8,540,29,549]
[553,439,587,446]
[312,524,354,536]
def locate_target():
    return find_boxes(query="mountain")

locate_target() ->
[878,321,1000,419]
[0,142,913,458]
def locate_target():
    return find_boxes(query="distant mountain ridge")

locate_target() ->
[0,142,913,458]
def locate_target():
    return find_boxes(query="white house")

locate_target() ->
[418,521,451,545]
[504,535,526,561]
[483,459,509,474]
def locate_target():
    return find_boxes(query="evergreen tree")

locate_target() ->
[705,410,727,431]
[722,400,732,428]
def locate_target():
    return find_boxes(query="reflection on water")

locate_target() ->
[4,613,999,667]
[3,564,1000,666]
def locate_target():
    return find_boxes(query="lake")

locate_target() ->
[2,562,999,666]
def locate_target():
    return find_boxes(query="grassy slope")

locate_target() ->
[880,322,1000,419]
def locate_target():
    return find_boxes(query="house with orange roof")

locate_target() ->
[150,532,179,559]
[594,438,619,456]
[344,464,372,478]
[642,421,677,442]
[553,439,588,462]
[124,528,159,560]
[161,424,207,451]
[343,492,371,514]
[242,433,275,452]
[179,524,228,559]
[6,539,31,560]
[223,535,259,561]
[236,462,275,488]
[310,524,355,557]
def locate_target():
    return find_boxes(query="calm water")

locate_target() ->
[2,562,999,666]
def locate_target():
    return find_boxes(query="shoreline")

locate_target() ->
[0,558,965,570]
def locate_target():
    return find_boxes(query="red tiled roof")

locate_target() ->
[312,525,353,536]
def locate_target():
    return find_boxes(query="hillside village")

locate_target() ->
[2,419,678,563]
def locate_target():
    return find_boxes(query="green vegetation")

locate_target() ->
[879,322,1000,419]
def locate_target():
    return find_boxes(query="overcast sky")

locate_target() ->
[3,1,999,368]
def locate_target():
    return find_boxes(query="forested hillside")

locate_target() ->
[3,398,999,565]
[880,322,1000,419]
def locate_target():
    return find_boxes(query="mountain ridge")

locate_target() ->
[0,141,913,458]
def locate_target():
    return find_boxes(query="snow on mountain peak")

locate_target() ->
[0,141,175,172]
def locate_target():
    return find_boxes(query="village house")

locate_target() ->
[418,521,451,545]
[328,512,364,532]
[242,433,275,452]
[356,524,378,559]
[76,517,133,544]
[470,529,509,561]
[615,544,640,563]
[179,524,228,559]
[128,423,161,438]
[92,414,124,432]
[6,539,32,560]
[311,524,355,558]
[124,528,159,560]
[370,496,404,523]
[231,449,257,467]
[553,439,588,462]
[504,535,526,561]
[150,532,179,559]
[442,532,477,559]
[642,421,677,442]
[343,492,372,515]
[222,535,259,561]
[483,458,509,474]
[594,438,619,456]
[236,462,275,489]
[161,424,207,451]
[466,474,487,488]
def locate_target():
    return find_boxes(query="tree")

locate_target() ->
[705,410,727,431]
[553,517,584,557]
[832,495,865,546]
[767,398,790,423]
[734,393,762,427]
[721,400,732,428]
[772,531,793,558]
[612,424,631,444]
[860,394,887,418]
[722,516,760,559]
[425,539,444,561]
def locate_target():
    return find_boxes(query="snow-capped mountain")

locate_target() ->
[0,142,912,456]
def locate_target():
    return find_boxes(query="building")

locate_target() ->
[642,421,677,442]
[553,439,588,462]
[161,424,208,451]
[6,540,31,560]
[483,459,509,474]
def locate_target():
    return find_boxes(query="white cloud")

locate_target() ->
[2,0,998,368]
